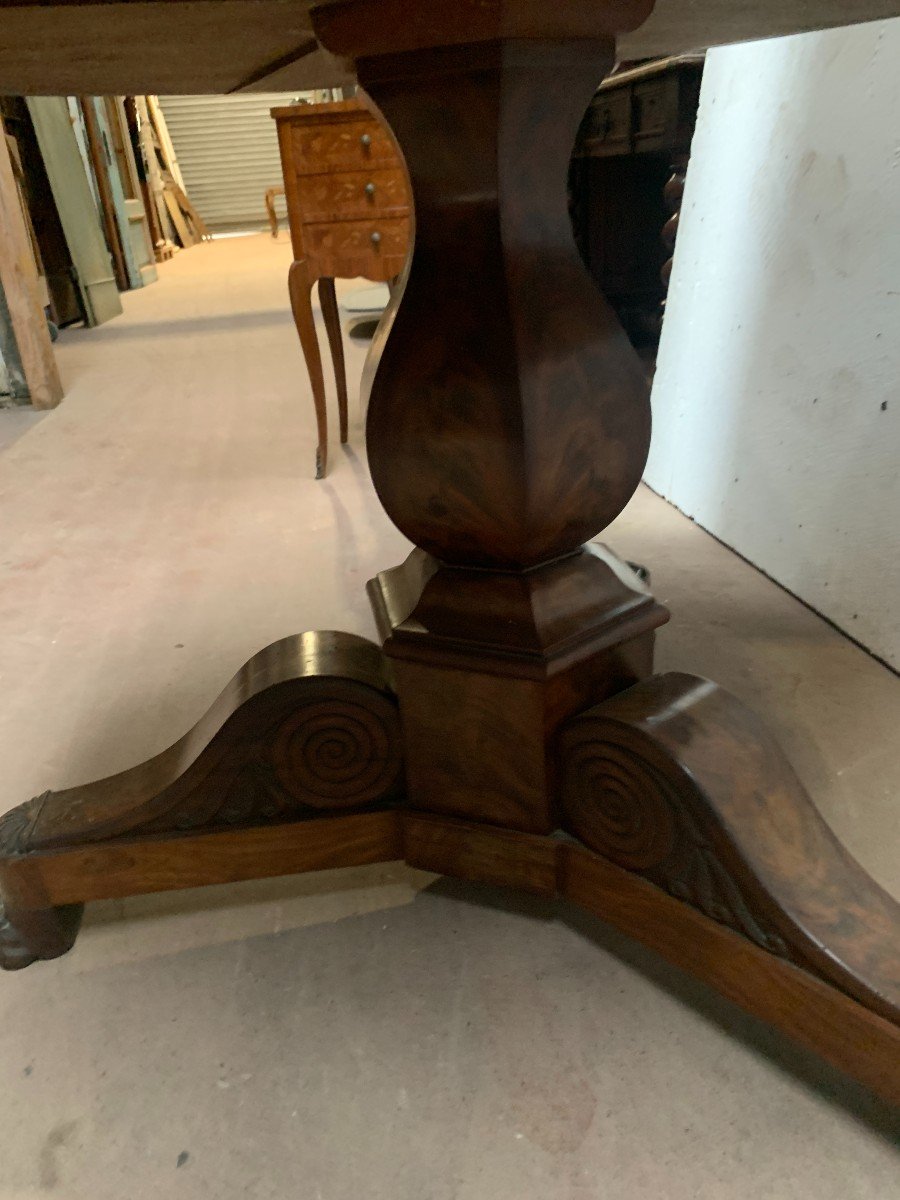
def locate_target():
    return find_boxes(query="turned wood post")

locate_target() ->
[316,1,666,835]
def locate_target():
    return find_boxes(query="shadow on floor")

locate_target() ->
[0,405,49,454]
[423,876,900,1144]
[60,309,295,342]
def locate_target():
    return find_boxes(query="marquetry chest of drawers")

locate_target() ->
[272,97,412,478]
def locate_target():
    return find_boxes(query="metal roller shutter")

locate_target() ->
[157,92,321,233]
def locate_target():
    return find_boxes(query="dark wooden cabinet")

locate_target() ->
[570,55,703,355]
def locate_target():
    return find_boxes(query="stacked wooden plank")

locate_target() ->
[137,96,210,258]
[0,126,62,407]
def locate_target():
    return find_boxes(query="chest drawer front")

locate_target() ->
[298,167,409,224]
[577,89,632,157]
[303,216,410,281]
[290,119,397,175]
[633,77,678,152]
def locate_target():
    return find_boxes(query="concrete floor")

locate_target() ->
[0,403,47,455]
[0,234,897,1198]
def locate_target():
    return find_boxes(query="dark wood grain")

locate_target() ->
[357,37,650,569]
[314,0,654,56]
[5,812,401,908]
[403,812,558,894]
[3,1,900,97]
[370,544,666,832]
[318,5,675,836]
[1,0,897,1115]
[376,543,666,669]
[0,631,403,967]
[561,845,900,1107]
[560,673,900,1024]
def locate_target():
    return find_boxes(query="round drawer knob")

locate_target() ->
[360,133,372,147]
[370,231,382,246]
[365,182,376,196]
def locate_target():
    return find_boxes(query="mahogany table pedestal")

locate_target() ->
[1,0,898,1108]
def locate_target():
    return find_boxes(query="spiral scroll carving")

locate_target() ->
[559,673,900,1026]
[561,716,787,956]
[137,665,405,833]
[562,739,677,871]
[1,632,405,855]
[273,685,403,810]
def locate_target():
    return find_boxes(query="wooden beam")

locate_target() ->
[1,812,403,907]
[0,123,63,409]
[79,98,129,291]
[1,1,900,96]
[561,845,900,1108]
[134,95,175,252]
[123,96,164,250]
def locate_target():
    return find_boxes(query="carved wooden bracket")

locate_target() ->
[559,672,900,1025]
[0,631,404,969]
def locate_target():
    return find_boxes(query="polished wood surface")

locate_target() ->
[348,19,670,837]
[274,98,410,476]
[361,40,648,569]
[5,785,898,1104]
[301,216,408,276]
[371,544,666,832]
[403,812,559,894]
[561,845,900,1108]
[3,1,900,96]
[561,673,900,1023]
[6,812,402,907]
[0,0,897,1111]
[0,630,404,967]
[287,256,330,476]
[318,275,349,443]
[12,630,401,849]
[296,167,408,222]
[277,103,399,173]
[275,101,410,288]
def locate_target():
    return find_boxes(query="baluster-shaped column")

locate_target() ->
[315,0,667,834]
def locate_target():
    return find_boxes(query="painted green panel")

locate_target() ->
[26,97,122,327]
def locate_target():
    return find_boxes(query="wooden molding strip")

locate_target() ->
[0,124,63,408]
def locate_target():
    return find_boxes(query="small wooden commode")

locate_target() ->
[272,98,411,478]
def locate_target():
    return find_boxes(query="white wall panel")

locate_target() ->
[647,19,900,667]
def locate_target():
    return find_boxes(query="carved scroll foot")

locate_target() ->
[0,631,405,969]
[0,899,83,970]
[559,673,900,1026]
